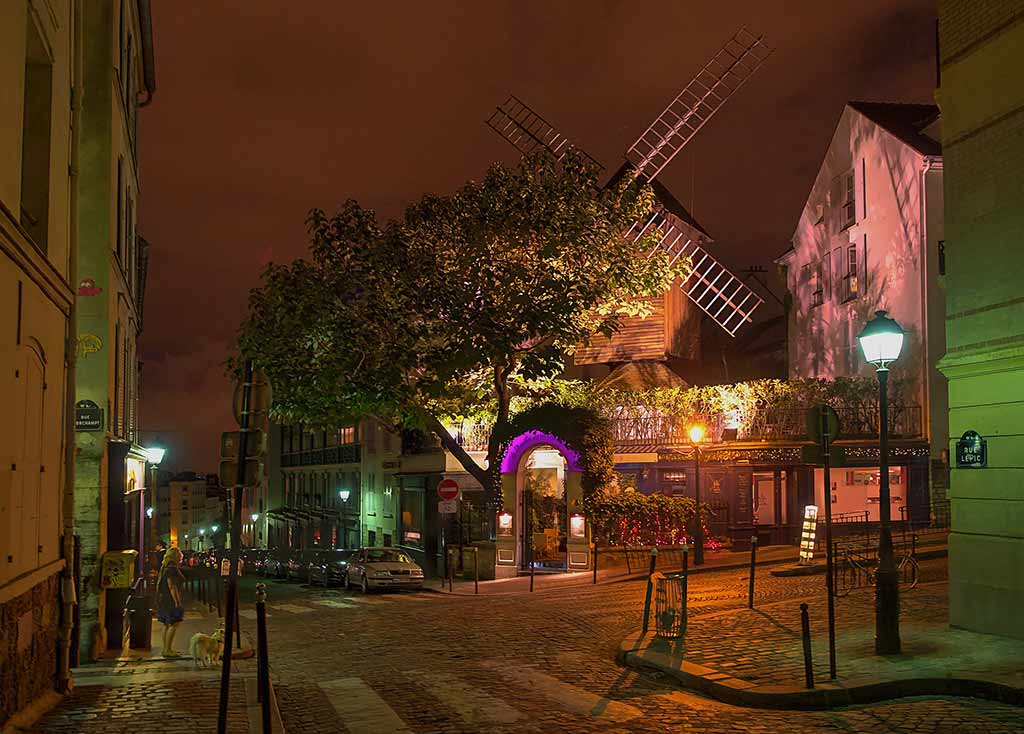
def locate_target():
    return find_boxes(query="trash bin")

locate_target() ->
[655,572,687,639]
[125,578,153,649]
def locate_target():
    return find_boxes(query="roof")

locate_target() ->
[596,360,689,391]
[605,163,712,239]
[847,101,941,157]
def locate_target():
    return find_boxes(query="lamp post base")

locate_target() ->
[874,564,901,655]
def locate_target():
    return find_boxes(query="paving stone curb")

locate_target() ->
[618,631,1024,710]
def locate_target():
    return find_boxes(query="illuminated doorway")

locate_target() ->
[519,445,568,572]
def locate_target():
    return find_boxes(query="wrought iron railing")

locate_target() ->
[281,444,361,467]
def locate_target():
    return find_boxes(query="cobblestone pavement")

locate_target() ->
[245,557,1024,733]
[34,677,250,733]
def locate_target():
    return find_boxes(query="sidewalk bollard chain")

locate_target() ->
[800,603,814,689]
[255,583,272,734]
[748,536,758,609]
[641,547,659,634]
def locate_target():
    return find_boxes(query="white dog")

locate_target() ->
[189,628,225,668]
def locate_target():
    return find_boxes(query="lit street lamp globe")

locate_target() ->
[251,513,259,522]
[199,528,206,536]
[339,489,350,502]
[211,525,219,533]
[146,506,154,519]
[689,425,704,444]
[858,310,904,370]
[145,446,166,465]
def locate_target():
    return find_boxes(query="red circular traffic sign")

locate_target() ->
[437,479,460,501]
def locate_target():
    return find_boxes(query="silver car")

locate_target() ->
[344,547,424,593]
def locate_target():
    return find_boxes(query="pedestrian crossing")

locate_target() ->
[317,662,647,731]
[240,591,445,618]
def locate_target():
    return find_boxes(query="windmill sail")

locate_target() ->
[486,95,601,168]
[626,28,772,184]
[625,207,764,336]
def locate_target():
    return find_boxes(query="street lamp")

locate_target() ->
[858,309,904,655]
[338,489,350,502]
[144,445,166,573]
[689,425,705,566]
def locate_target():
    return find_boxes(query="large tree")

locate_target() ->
[237,152,687,507]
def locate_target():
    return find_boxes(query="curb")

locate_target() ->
[427,553,807,597]
[245,674,286,733]
[618,632,1024,710]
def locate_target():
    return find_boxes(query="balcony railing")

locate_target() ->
[281,443,361,467]
[612,405,921,448]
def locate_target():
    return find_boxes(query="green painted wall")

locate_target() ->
[937,2,1024,639]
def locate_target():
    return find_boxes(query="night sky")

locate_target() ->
[138,1,938,473]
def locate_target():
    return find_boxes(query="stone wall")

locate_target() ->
[0,573,60,724]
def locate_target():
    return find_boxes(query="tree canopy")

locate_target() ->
[236,152,687,502]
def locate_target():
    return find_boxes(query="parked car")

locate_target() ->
[308,549,355,586]
[286,549,322,582]
[344,547,424,593]
[262,549,290,579]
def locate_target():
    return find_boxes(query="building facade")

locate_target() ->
[72,0,154,661]
[0,0,79,721]
[155,473,223,551]
[937,0,1024,639]
[777,101,946,524]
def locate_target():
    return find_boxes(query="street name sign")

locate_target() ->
[955,430,987,468]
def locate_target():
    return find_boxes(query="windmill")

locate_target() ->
[485,27,772,345]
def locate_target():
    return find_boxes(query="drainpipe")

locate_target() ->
[136,0,156,107]
[58,0,85,692]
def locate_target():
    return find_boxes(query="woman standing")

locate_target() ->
[156,546,185,657]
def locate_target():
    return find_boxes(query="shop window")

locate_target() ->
[400,486,423,548]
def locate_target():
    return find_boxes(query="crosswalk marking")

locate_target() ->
[483,662,642,723]
[406,670,524,724]
[319,677,412,734]
[273,603,315,614]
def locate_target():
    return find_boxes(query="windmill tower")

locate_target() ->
[485,28,772,376]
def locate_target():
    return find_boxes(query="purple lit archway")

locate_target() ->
[499,430,583,474]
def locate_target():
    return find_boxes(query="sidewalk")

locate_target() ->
[426,544,805,596]
[27,600,284,733]
[619,575,1024,709]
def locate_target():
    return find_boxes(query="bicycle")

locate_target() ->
[833,541,919,597]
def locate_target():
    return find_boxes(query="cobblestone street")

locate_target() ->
[246,557,1024,733]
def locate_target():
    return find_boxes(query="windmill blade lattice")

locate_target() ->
[625,208,765,336]
[626,27,772,183]
[486,95,601,168]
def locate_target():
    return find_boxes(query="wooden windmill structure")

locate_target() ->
[485,28,772,372]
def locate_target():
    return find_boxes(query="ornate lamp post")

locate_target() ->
[144,446,166,573]
[857,310,905,655]
[689,425,705,566]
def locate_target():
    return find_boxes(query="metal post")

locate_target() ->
[875,368,901,655]
[591,543,597,585]
[473,547,479,595]
[693,448,704,566]
[529,556,535,593]
[641,548,658,633]
[821,409,838,679]
[218,358,253,734]
[747,536,757,609]
[256,583,271,734]
[800,603,814,689]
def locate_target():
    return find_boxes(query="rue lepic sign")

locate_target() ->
[955,430,987,468]
[437,479,460,514]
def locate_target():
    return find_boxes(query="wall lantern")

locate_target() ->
[251,513,260,522]
[339,489,350,502]
[497,511,513,537]
[570,513,586,539]
[146,506,154,519]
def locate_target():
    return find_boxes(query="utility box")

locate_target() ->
[100,550,139,589]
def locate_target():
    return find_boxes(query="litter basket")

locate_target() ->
[655,572,687,639]
[125,578,153,649]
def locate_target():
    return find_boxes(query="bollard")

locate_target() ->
[255,583,272,734]
[473,547,479,595]
[800,603,814,689]
[682,545,688,575]
[748,536,758,609]
[641,548,659,633]
[592,543,598,585]
[216,575,223,618]
[529,557,535,593]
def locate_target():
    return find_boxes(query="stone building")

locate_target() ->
[937,0,1024,639]
[777,100,946,523]
[72,0,154,661]
[0,0,80,722]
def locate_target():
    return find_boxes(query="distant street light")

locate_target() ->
[146,506,154,519]
[251,513,259,522]
[690,425,705,566]
[858,310,905,655]
[212,525,219,533]
[339,489,350,502]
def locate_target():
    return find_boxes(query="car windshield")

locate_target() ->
[365,549,412,564]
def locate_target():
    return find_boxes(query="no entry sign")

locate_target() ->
[437,479,460,501]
